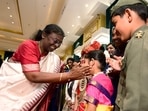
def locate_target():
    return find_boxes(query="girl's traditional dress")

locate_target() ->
[85,73,114,111]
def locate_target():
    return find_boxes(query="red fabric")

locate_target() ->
[11,40,41,72]
[77,102,85,111]
[35,84,56,111]
[9,40,58,110]
[81,41,100,56]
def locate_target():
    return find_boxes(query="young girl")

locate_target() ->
[81,50,114,111]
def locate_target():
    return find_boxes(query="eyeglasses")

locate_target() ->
[51,37,62,45]
[47,35,63,46]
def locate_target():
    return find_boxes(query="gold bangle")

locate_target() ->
[59,73,63,81]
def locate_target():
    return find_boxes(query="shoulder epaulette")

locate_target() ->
[135,30,144,38]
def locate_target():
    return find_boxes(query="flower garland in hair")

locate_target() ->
[81,41,101,56]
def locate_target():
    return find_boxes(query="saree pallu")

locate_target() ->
[0,52,61,111]
[85,79,114,111]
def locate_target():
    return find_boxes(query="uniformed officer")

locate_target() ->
[109,0,148,111]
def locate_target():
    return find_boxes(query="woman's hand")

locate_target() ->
[69,64,91,80]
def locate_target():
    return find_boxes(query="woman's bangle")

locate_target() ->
[59,73,63,81]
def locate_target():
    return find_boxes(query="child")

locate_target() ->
[82,50,114,111]
[109,0,148,110]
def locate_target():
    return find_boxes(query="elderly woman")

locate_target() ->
[0,24,91,111]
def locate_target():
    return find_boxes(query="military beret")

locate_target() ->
[111,0,148,13]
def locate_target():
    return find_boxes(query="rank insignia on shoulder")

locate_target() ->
[135,30,144,38]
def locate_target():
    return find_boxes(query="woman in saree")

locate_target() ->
[0,24,91,111]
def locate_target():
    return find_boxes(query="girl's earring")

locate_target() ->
[42,35,45,39]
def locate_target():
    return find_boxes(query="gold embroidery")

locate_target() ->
[91,80,97,86]
[88,96,95,103]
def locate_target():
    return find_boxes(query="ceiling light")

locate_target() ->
[11,21,14,24]
[9,15,13,17]
[77,16,80,19]
[85,4,88,7]
[7,7,10,9]
[8,49,11,51]
[67,32,70,34]
[72,25,74,27]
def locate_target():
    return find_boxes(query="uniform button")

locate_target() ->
[117,98,121,102]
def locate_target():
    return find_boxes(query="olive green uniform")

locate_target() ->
[111,0,148,110]
[115,25,148,111]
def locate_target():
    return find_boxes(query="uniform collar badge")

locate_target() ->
[135,30,144,38]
